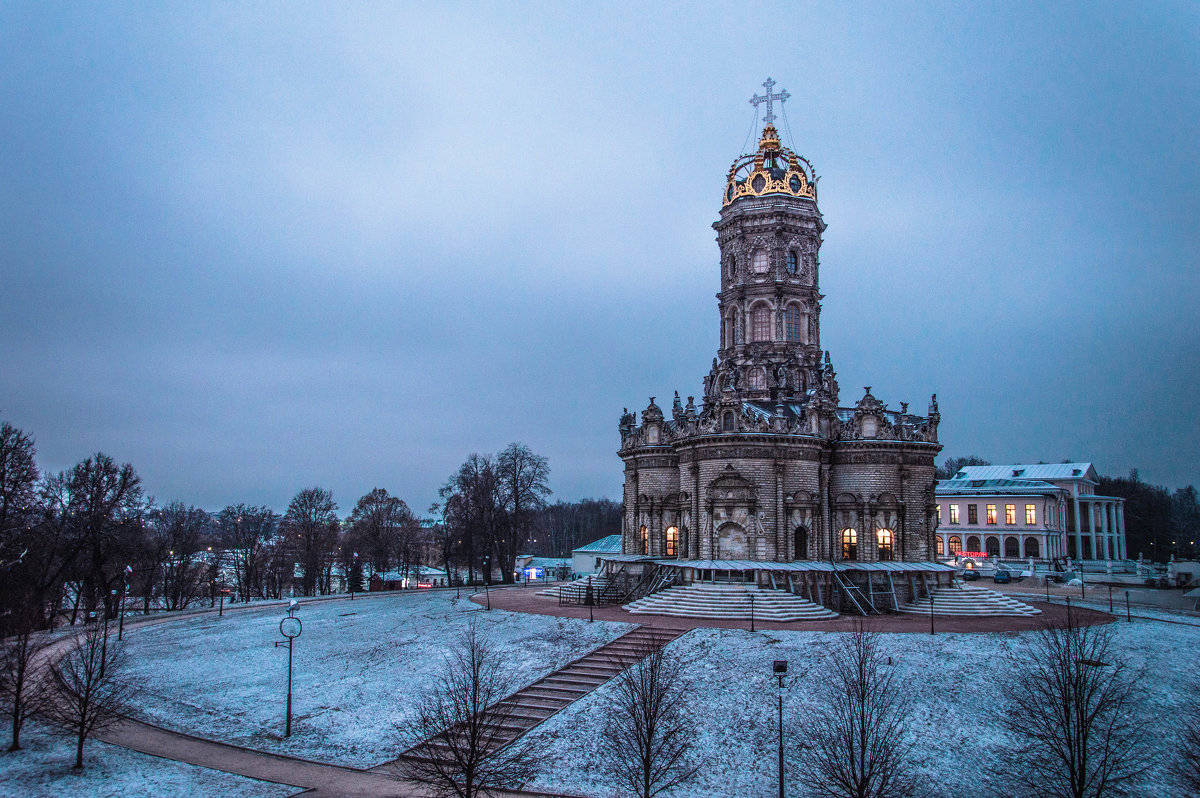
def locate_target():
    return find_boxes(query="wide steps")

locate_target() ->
[898,584,1041,617]
[623,584,838,621]
[538,575,612,599]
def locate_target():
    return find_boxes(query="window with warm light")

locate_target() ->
[639,525,648,555]
[1026,504,1036,525]
[935,536,944,556]
[986,504,997,524]
[949,504,959,524]
[665,526,678,556]
[842,528,857,560]
[949,535,962,554]
[785,305,801,342]
[877,528,894,561]
[751,304,771,341]
[936,504,941,521]
[1004,504,1015,524]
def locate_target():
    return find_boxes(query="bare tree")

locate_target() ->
[147,502,211,611]
[1000,614,1152,798]
[599,643,698,798]
[284,487,339,596]
[0,608,51,750]
[935,455,990,480]
[43,623,134,769]
[217,504,277,602]
[399,621,545,797]
[796,623,919,798]
[1181,712,1200,794]
[495,443,551,583]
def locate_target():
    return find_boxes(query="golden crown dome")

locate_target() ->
[723,125,817,207]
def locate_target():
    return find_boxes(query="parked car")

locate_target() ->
[960,569,981,581]
[993,569,1012,584]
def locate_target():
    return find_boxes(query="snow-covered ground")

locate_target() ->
[524,619,1200,798]
[117,589,632,767]
[0,721,293,798]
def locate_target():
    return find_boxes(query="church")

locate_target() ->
[611,82,950,612]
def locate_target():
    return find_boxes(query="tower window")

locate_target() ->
[752,249,769,274]
[733,314,744,345]
[751,304,771,342]
[748,368,765,390]
[785,305,801,342]
[786,250,798,274]
[722,411,734,432]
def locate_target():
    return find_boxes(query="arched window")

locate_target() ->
[842,528,857,560]
[665,526,678,557]
[985,536,1000,557]
[935,536,944,556]
[877,528,894,561]
[966,535,980,552]
[747,368,765,391]
[794,526,808,559]
[948,535,962,555]
[752,249,769,274]
[1004,536,1020,558]
[733,313,744,345]
[640,525,648,555]
[751,304,771,342]
[1024,537,1040,558]
[785,305,801,342]
[786,250,798,274]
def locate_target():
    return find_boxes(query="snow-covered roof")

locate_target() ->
[937,477,1064,496]
[371,566,447,581]
[526,557,570,569]
[573,534,622,554]
[952,463,1098,483]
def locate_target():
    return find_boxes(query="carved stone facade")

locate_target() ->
[619,125,942,566]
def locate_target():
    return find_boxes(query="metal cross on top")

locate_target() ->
[749,77,790,125]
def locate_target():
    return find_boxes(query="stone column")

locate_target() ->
[775,462,785,561]
[1089,500,1099,563]
[1072,495,1082,560]
[1117,503,1127,559]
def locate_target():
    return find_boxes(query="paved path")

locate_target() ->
[477,587,1114,633]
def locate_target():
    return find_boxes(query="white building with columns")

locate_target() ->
[936,463,1126,562]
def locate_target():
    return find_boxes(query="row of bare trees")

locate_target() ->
[399,616,1200,798]
[0,417,438,638]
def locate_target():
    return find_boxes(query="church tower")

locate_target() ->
[707,122,826,404]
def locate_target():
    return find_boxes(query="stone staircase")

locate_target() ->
[624,583,838,621]
[392,625,682,769]
[897,583,1041,617]
[536,574,612,601]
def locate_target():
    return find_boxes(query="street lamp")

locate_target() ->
[749,593,756,633]
[275,599,302,737]
[483,555,491,610]
[350,552,359,601]
[118,564,131,641]
[773,660,787,798]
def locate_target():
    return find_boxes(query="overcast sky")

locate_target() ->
[2,2,1197,514]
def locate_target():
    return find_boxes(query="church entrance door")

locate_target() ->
[716,522,749,559]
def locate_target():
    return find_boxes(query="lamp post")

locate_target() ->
[275,599,302,737]
[749,593,756,633]
[773,660,787,798]
[483,555,491,610]
[118,564,131,641]
[586,575,594,622]
[929,587,935,636]
[350,552,358,601]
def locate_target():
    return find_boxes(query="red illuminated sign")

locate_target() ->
[957,551,987,558]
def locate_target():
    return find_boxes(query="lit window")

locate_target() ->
[948,535,962,554]
[785,305,801,342]
[935,536,944,555]
[842,528,857,560]
[786,250,798,274]
[936,505,941,521]
[986,505,997,524]
[1005,504,1016,525]
[1025,504,1036,525]
[877,528,894,561]
[967,504,978,524]
[665,526,678,557]
[949,504,959,524]
[751,304,771,342]
[752,249,769,274]
[639,525,648,555]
